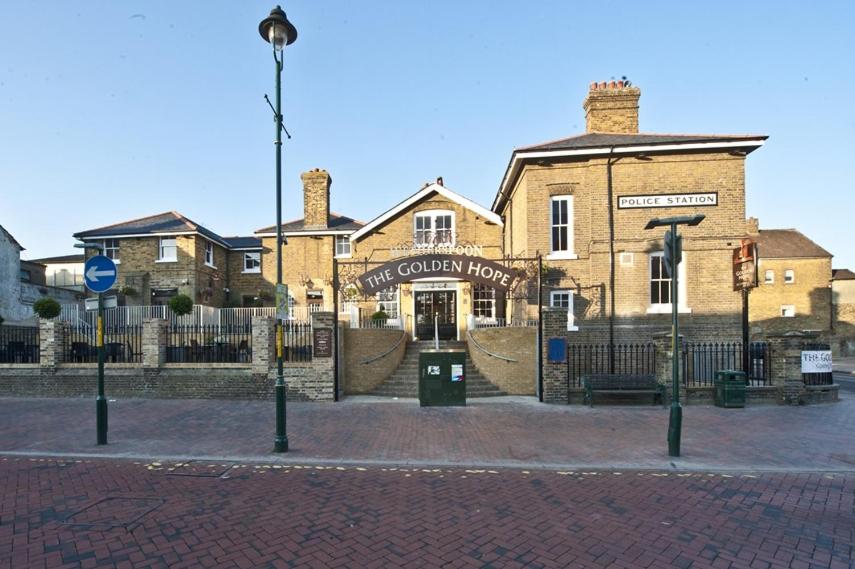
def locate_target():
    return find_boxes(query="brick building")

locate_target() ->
[492,80,767,342]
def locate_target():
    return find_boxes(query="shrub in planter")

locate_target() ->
[168,294,194,316]
[119,286,138,297]
[33,297,61,319]
[370,310,389,321]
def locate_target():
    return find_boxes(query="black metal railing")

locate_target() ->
[566,343,656,389]
[63,325,143,364]
[166,324,252,363]
[802,342,833,386]
[682,341,770,386]
[283,322,312,362]
[0,326,40,363]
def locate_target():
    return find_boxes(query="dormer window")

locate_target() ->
[414,210,454,247]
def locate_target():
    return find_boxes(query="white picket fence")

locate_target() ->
[467,316,539,330]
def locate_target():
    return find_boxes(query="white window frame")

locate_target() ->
[784,269,794,284]
[646,252,691,314]
[781,305,795,317]
[413,210,455,248]
[376,286,400,320]
[204,240,216,268]
[549,289,578,331]
[242,252,261,274]
[334,235,352,258]
[102,239,120,263]
[547,195,578,260]
[472,284,496,320]
[156,237,177,263]
[764,270,774,284]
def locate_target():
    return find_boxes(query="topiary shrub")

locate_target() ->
[370,310,389,321]
[33,297,61,319]
[168,294,194,316]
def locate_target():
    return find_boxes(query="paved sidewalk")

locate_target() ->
[2,394,854,471]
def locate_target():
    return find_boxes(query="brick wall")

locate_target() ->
[226,248,268,306]
[751,257,832,335]
[467,328,536,395]
[583,81,641,134]
[302,169,331,229]
[342,329,407,393]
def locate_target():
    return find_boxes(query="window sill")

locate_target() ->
[546,253,579,261]
[334,254,352,259]
[155,259,177,264]
[205,263,217,269]
[646,305,692,315]
[567,325,579,332]
[242,269,261,274]
[110,259,121,265]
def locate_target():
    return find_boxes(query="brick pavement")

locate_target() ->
[1,396,855,471]
[0,457,852,569]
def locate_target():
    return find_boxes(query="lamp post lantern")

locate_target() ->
[643,214,704,458]
[259,5,297,453]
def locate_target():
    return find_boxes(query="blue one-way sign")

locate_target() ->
[84,255,118,294]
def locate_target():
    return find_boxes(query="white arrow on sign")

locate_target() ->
[86,265,116,282]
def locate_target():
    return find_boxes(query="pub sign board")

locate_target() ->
[313,328,333,358]
[801,350,832,374]
[357,254,516,295]
[732,238,758,291]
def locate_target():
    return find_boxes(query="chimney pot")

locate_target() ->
[583,79,641,134]
[617,80,624,88]
[590,81,598,90]
[436,176,444,187]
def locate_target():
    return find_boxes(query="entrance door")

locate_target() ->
[415,290,456,340]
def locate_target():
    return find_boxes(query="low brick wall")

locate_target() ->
[342,329,407,394]
[467,328,536,395]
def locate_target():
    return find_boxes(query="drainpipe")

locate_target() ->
[606,147,618,374]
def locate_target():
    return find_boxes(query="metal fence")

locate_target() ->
[681,341,770,386]
[165,324,253,363]
[470,317,539,329]
[283,322,313,362]
[566,343,656,389]
[60,304,326,329]
[802,342,833,386]
[0,326,40,363]
[63,325,144,364]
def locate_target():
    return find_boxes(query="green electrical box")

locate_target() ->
[419,350,466,407]
[714,370,747,408]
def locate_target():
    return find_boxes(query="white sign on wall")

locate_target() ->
[801,350,832,374]
[617,192,718,209]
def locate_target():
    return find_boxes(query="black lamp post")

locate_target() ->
[259,5,297,453]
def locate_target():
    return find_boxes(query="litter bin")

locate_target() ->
[714,370,747,408]
[419,350,466,407]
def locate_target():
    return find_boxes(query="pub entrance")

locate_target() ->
[415,290,456,340]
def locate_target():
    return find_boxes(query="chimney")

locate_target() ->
[746,217,760,236]
[301,168,331,229]
[583,80,641,134]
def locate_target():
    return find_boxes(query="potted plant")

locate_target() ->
[168,294,194,316]
[32,297,61,319]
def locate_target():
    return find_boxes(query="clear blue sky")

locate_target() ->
[2,1,853,268]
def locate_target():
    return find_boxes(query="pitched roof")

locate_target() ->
[350,183,502,242]
[517,132,768,152]
[74,211,231,248]
[222,236,262,249]
[27,254,84,264]
[0,224,23,251]
[832,268,855,281]
[255,213,364,236]
[755,229,832,259]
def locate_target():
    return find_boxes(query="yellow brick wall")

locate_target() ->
[259,234,336,307]
[750,257,832,334]
[225,249,268,306]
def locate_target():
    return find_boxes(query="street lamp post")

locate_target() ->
[259,5,297,453]
[644,214,705,457]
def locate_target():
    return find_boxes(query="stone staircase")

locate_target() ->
[371,340,506,398]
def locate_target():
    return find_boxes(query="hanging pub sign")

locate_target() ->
[357,254,516,295]
[732,238,758,291]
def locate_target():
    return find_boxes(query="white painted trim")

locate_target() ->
[549,289,578,331]
[546,253,579,261]
[549,195,574,257]
[492,138,767,212]
[81,231,195,240]
[351,183,503,241]
[648,251,690,313]
[414,209,456,248]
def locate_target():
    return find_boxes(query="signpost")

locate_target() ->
[83,254,118,445]
[733,239,759,373]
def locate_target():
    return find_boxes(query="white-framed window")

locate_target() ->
[784,269,794,284]
[781,305,795,317]
[204,241,215,267]
[243,252,261,273]
[157,237,177,262]
[102,239,120,262]
[647,252,689,313]
[764,270,774,284]
[414,210,455,247]
[335,235,352,258]
[550,289,578,331]
[549,195,575,259]
[376,286,399,319]
[472,284,496,319]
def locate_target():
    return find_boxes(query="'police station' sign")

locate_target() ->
[358,254,516,295]
[617,192,718,209]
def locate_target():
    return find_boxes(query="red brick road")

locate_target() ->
[1,457,852,569]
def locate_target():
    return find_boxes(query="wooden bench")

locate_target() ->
[582,374,665,407]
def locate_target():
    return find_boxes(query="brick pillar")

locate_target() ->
[142,319,168,369]
[768,332,810,405]
[653,332,682,399]
[541,307,569,404]
[307,311,336,401]
[39,318,66,369]
[252,316,275,376]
